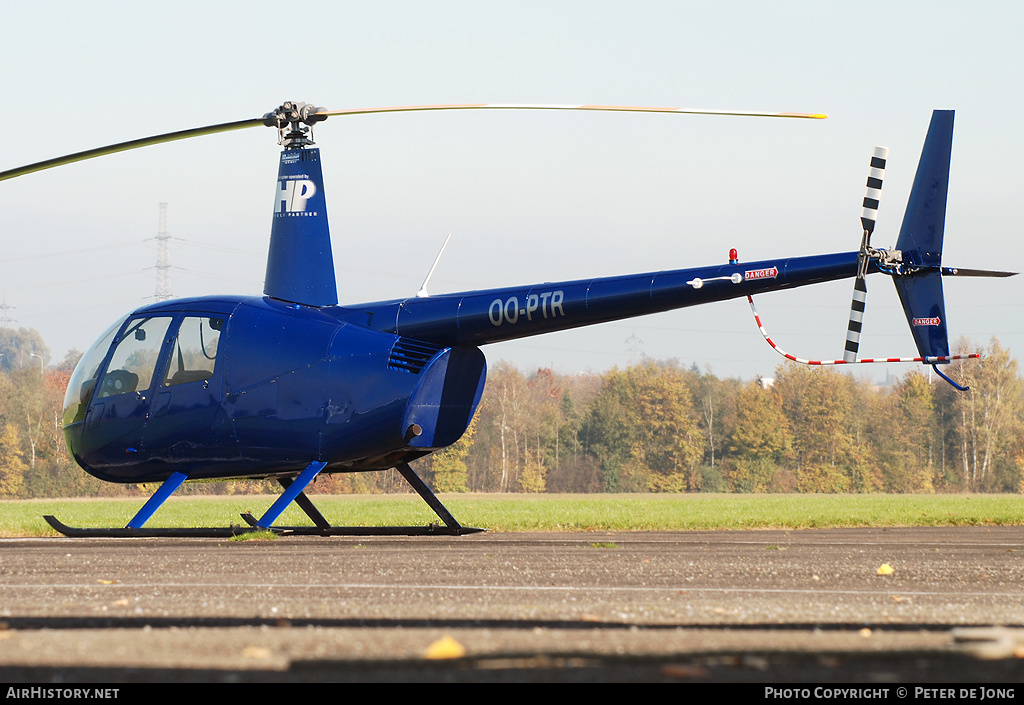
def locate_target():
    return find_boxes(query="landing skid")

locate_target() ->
[42,514,480,538]
[43,461,483,538]
[43,515,265,538]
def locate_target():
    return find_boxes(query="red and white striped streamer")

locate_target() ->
[746,296,979,365]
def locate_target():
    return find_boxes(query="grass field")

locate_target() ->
[1,493,1022,537]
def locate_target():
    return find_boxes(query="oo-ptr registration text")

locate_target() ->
[488,290,564,326]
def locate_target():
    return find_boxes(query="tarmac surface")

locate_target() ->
[1,526,1024,683]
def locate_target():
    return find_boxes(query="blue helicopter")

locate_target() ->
[0,102,1010,537]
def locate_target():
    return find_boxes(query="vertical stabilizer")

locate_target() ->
[264,148,338,307]
[895,110,954,266]
[893,270,949,359]
[892,110,954,360]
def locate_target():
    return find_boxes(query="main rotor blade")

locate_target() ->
[0,117,266,182]
[316,103,828,120]
[1,102,827,183]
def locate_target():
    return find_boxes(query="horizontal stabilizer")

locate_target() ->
[941,267,1017,278]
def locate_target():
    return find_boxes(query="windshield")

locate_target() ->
[61,315,127,427]
[96,317,173,398]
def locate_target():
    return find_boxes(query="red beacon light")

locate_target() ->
[729,248,739,264]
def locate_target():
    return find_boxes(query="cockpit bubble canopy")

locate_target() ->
[62,315,126,426]
[61,315,226,428]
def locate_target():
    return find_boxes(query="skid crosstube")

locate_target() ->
[236,461,484,535]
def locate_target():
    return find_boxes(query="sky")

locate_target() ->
[1,1,1021,382]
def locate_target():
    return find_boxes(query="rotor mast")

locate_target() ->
[262,102,338,307]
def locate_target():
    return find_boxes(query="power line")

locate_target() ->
[152,203,172,301]
[0,296,15,327]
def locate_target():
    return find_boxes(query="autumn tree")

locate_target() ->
[579,372,635,491]
[871,371,936,492]
[545,373,603,492]
[946,339,1024,491]
[581,363,704,492]
[515,369,565,492]
[476,362,527,492]
[431,417,476,493]
[0,327,50,374]
[774,364,867,492]
[684,366,741,489]
[0,423,27,496]
[726,380,789,492]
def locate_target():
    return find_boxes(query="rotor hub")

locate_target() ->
[262,101,327,149]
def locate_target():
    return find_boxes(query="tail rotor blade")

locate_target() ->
[844,146,888,362]
[844,277,869,362]
[860,146,888,238]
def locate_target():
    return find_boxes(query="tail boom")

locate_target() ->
[343,251,860,346]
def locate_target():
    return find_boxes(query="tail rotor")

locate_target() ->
[747,110,1010,391]
[843,146,888,362]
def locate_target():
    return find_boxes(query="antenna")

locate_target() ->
[416,234,452,298]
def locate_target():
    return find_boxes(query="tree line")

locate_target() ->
[421,338,1024,495]
[0,325,1021,498]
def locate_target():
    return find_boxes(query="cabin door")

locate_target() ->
[143,314,233,465]
[84,316,173,458]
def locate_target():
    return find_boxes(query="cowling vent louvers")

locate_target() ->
[387,338,441,374]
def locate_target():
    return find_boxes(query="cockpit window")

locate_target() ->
[162,317,223,387]
[61,315,127,426]
[97,317,172,399]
